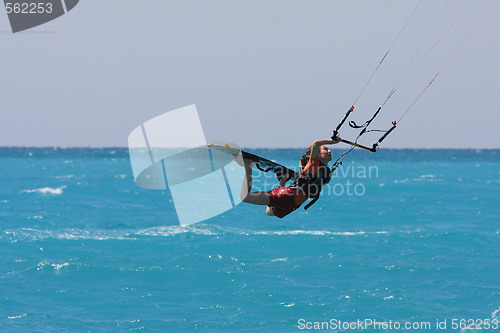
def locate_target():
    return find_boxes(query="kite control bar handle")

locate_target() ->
[332,106,354,139]
[333,119,397,152]
[372,120,397,151]
[379,121,397,143]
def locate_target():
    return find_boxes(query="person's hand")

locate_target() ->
[331,134,341,144]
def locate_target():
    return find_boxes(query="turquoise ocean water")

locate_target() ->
[1,148,499,332]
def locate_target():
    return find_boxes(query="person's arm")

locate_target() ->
[310,136,340,158]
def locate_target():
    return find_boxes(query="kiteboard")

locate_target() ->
[208,143,297,183]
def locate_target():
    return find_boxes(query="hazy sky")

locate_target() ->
[1,0,499,148]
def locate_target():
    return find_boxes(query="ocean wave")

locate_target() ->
[37,261,69,271]
[492,307,500,320]
[255,230,389,236]
[415,174,439,182]
[254,230,369,236]
[1,226,216,241]
[21,186,66,195]
[8,313,28,320]
[395,175,441,183]
[36,260,85,273]
[270,257,288,262]
[55,175,76,179]
[2,228,129,241]
[1,226,390,241]
[8,227,490,242]
[135,225,218,237]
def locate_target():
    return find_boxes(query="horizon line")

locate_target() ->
[1,146,499,150]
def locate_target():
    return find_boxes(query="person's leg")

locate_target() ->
[240,158,253,200]
[240,158,270,205]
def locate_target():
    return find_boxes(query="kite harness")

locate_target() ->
[290,162,332,210]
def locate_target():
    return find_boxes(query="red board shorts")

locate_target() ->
[269,187,299,218]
